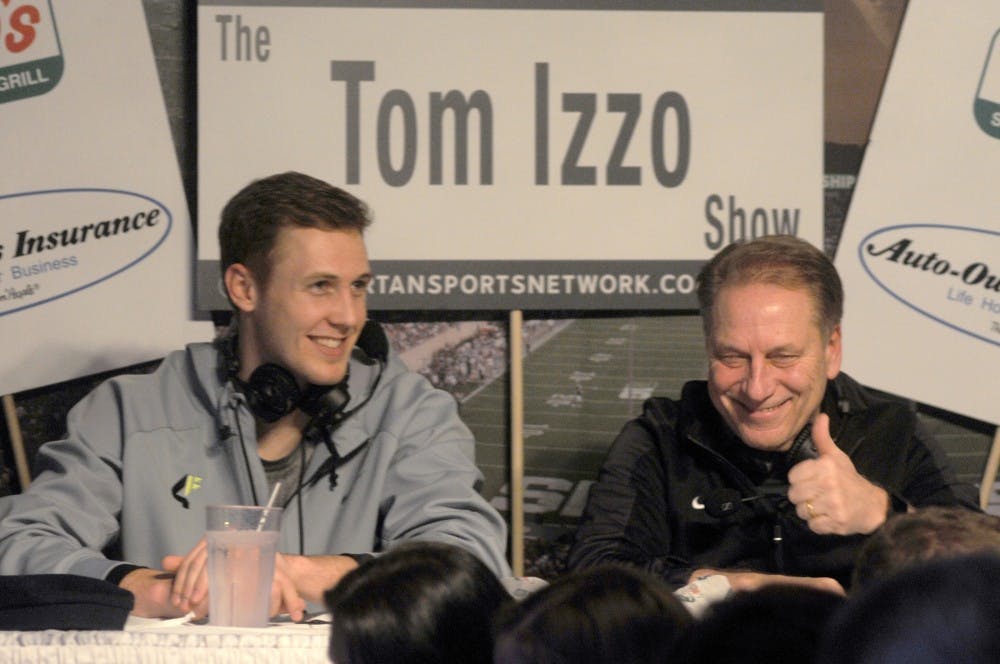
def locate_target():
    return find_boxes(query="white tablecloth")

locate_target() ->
[0,576,730,662]
[0,615,331,664]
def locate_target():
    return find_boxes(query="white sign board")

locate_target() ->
[197,0,822,310]
[0,1,212,396]
[836,0,1000,425]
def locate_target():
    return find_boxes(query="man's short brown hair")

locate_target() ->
[696,235,843,338]
[218,171,372,291]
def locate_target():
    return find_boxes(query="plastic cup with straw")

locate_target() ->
[206,484,284,626]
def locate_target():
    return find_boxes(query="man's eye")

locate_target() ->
[310,280,333,292]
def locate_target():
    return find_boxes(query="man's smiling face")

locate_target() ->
[237,226,372,388]
[706,282,842,452]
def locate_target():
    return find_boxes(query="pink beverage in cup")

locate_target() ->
[206,505,282,627]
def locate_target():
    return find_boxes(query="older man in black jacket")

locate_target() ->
[569,236,978,594]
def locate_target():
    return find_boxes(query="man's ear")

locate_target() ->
[825,324,843,379]
[224,263,258,313]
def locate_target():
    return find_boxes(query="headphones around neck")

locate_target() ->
[221,320,389,424]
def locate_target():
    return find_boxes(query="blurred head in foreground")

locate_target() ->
[493,564,692,664]
[324,541,509,664]
[818,553,1000,664]
[677,583,846,663]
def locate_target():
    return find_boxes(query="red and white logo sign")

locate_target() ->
[0,0,62,103]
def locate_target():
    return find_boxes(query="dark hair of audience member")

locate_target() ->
[851,506,1000,588]
[675,583,846,664]
[324,541,509,664]
[817,553,1000,664]
[492,564,692,664]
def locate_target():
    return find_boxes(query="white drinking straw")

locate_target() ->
[257,482,282,531]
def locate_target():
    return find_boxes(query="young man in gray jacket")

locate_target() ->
[0,172,510,618]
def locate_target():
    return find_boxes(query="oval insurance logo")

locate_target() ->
[858,224,1000,347]
[0,188,172,316]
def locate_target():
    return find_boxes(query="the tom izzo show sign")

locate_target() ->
[196,0,823,311]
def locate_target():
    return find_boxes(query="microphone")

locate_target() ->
[703,485,791,571]
[702,429,821,519]
[703,483,794,518]
[703,488,768,518]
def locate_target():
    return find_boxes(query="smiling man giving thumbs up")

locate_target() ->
[569,236,979,595]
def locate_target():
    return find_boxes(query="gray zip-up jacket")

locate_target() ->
[0,341,510,586]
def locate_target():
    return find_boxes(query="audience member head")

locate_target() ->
[852,506,1000,588]
[492,564,692,664]
[676,583,846,664]
[817,553,1000,664]
[218,171,372,290]
[324,541,509,664]
[696,235,843,339]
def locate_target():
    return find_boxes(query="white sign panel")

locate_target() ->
[197,0,822,310]
[836,0,1000,425]
[0,1,212,396]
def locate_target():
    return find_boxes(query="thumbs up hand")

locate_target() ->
[787,413,890,535]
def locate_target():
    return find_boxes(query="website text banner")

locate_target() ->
[199,259,703,310]
[835,0,1000,425]
[197,0,822,311]
[0,1,211,396]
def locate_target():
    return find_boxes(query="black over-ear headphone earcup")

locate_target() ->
[356,320,390,363]
[234,322,384,425]
[243,363,302,423]
[299,382,350,419]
